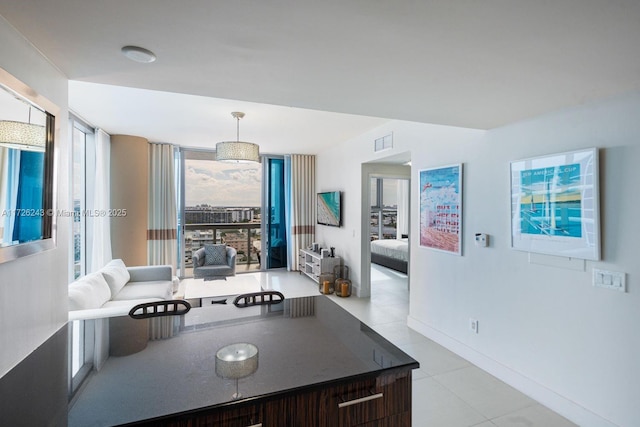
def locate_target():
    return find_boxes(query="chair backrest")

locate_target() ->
[233,291,285,307]
[129,300,191,319]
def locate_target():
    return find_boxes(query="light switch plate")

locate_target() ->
[593,268,626,292]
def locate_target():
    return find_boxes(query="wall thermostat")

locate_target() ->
[474,233,489,247]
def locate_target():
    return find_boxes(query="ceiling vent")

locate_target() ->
[374,133,393,152]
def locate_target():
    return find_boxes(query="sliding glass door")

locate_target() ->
[176,151,289,276]
[178,149,262,277]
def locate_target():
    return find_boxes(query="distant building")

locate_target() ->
[185,206,255,224]
[223,232,253,255]
[183,205,261,267]
[185,206,232,224]
[230,208,254,222]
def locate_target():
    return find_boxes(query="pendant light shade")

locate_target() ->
[216,140,260,163]
[215,342,259,399]
[0,120,46,152]
[216,112,260,163]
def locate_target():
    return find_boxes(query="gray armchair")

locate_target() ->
[192,245,237,279]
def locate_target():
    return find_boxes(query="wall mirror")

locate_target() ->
[0,67,56,264]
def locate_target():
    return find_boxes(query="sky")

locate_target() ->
[185,159,261,207]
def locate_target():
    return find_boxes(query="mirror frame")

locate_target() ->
[0,67,58,264]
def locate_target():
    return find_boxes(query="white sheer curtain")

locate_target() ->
[285,154,316,270]
[85,129,113,372]
[1,148,19,244]
[0,147,8,243]
[147,143,177,271]
[397,179,409,238]
[89,129,112,272]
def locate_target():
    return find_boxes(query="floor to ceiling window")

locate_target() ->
[178,149,262,277]
[71,116,95,279]
[370,177,408,241]
[69,114,96,396]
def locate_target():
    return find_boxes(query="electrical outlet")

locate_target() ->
[469,318,479,334]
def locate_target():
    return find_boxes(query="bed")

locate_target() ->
[370,238,408,274]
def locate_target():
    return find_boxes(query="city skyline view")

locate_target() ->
[185,159,261,207]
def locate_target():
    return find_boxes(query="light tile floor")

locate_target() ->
[246,265,577,427]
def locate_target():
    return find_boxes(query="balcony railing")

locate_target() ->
[183,223,261,273]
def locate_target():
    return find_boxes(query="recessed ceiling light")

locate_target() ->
[121,45,157,63]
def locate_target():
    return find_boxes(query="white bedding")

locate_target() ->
[371,238,408,262]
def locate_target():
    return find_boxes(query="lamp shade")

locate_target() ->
[215,343,259,379]
[215,141,260,163]
[0,120,46,152]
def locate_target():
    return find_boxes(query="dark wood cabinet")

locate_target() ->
[334,370,411,427]
[131,370,412,427]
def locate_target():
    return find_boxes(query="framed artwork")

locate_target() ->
[419,164,462,255]
[510,148,600,260]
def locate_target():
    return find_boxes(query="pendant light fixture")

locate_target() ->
[0,105,46,152]
[215,342,259,399]
[216,112,260,163]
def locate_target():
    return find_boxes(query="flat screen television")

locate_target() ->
[317,191,342,227]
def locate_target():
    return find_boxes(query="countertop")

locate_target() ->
[3,295,420,426]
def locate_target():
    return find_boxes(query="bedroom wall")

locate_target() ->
[0,16,70,378]
[316,91,640,426]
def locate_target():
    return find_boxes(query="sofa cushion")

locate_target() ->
[68,272,112,310]
[101,259,131,297]
[194,264,234,278]
[204,244,227,265]
[111,280,173,301]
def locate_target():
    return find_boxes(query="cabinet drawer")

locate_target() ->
[334,372,411,426]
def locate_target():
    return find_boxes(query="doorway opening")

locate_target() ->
[360,158,411,299]
[369,176,410,298]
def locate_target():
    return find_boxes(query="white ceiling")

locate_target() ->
[68,81,389,154]
[2,0,640,153]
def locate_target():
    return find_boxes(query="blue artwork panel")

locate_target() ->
[519,163,582,238]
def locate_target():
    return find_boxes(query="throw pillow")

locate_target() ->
[204,244,227,265]
[101,259,131,297]
[68,272,112,310]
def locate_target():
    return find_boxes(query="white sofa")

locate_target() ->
[68,259,175,319]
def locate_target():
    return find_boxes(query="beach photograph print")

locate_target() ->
[317,191,341,227]
[510,148,600,260]
[420,164,462,255]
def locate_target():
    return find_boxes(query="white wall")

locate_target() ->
[316,92,640,426]
[0,16,70,377]
[316,122,482,293]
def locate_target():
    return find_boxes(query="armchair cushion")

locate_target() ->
[204,243,227,265]
[193,245,237,279]
[101,259,131,296]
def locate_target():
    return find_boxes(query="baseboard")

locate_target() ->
[407,316,617,427]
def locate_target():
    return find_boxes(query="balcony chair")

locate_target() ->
[193,244,237,279]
